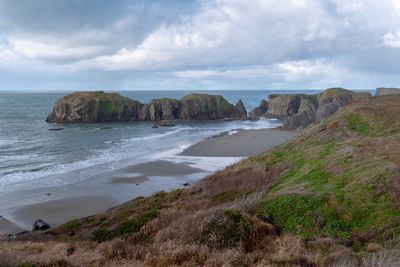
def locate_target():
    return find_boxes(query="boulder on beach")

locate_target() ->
[32,219,51,231]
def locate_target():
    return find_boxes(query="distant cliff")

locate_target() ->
[376,87,400,96]
[249,88,372,130]
[46,92,247,123]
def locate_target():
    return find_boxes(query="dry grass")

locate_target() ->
[3,95,400,266]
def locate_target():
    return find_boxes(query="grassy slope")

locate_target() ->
[3,95,400,266]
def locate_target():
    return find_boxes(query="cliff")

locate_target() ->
[250,88,372,130]
[46,92,247,123]
[376,87,400,96]
[45,91,142,123]
[7,95,400,266]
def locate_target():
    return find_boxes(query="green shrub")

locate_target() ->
[93,209,158,242]
[258,195,354,238]
[200,209,251,248]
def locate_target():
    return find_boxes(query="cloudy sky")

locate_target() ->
[1,0,400,91]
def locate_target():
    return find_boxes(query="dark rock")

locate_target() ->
[376,87,400,96]
[32,219,51,231]
[48,128,64,131]
[248,99,268,120]
[158,120,176,127]
[234,100,248,119]
[16,231,30,236]
[152,124,159,128]
[183,183,190,187]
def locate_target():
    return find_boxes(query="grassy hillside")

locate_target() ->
[2,96,400,266]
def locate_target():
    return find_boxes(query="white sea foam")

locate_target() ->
[0,117,282,195]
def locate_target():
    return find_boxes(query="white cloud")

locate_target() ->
[83,0,340,71]
[8,36,107,60]
[383,29,400,48]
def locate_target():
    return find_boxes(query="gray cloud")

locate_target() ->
[0,0,400,91]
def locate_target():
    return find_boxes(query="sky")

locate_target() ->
[0,0,400,91]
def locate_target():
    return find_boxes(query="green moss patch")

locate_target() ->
[344,114,371,136]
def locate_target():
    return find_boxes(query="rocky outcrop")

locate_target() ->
[47,92,247,123]
[253,88,372,130]
[266,94,308,118]
[46,91,142,123]
[179,94,246,120]
[138,98,180,121]
[376,87,400,96]
[248,100,268,120]
[234,100,248,120]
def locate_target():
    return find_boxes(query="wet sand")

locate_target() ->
[0,128,296,234]
[180,129,296,157]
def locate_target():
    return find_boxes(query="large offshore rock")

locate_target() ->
[265,94,317,119]
[248,99,268,120]
[47,92,247,123]
[376,87,400,96]
[234,100,248,120]
[138,98,180,121]
[179,94,246,120]
[46,91,142,123]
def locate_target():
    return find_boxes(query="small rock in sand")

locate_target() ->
[32,219,51,231]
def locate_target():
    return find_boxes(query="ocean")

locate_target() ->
[0,90,320,196]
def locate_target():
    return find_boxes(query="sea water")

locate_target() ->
[0,90,320,196]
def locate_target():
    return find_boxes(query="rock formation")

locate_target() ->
[178,94,246,120]
[32,219,51,231]
[376,87,400,96]
[248,99,268,120]
[46,92,142,123]
[250,88,372,130]
[47,92,247,123]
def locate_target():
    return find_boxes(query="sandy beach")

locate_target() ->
[181,128,296,157]
[0,128,296,235]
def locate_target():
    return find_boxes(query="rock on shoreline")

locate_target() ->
[250,88,373,130]
[46,92,247,123]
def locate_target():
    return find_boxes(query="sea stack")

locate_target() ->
[46,91,142,123]
[46,92,247,123]
[249,88,372,130]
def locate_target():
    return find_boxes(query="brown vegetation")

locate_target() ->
[2,95,400,266]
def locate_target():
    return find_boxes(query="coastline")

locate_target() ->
[0,128,296,235]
